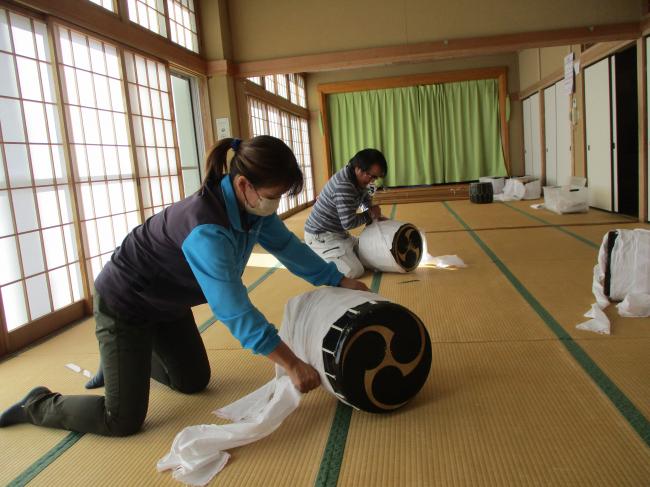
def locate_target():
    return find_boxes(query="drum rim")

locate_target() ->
[390,223,422,272]
[322,300,432,413]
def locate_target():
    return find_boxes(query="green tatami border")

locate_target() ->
[499,201,640,249]
[443,201,650,447]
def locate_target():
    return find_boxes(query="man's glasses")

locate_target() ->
[363,169,383,181]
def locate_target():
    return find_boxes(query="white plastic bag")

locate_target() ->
[543,186,589,214]
[494,177,540,201]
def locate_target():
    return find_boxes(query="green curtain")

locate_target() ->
[328,87,430,186]
[327,78,507,187]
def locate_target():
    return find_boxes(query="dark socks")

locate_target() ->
[0,386,51,427]
[85,366,104,389]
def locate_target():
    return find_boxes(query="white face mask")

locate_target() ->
[244,184,281,216]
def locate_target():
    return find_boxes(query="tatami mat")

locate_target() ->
[504,199,640,226]
[445,200,541,230]
[339,341,650,486]
[28,350,339,487]
[563,222,650,245]
[394,202,463,233]
[1,200,649,487]
[576,338,650,419]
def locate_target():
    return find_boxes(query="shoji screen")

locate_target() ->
[56,26,141,285]
[123,50,182,219]
[247,97,314,214]
[0,10,84,331]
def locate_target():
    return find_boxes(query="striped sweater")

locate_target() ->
[305,164,372,235]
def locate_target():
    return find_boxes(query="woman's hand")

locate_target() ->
[286,360,321,393]
[339,276,370,292]
[268,341,320,393]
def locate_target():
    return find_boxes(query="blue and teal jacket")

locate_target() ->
[95,175,344,355]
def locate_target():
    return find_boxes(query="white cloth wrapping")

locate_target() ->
[157,288,385,485]
[494,177,541,201]
[358,220,420,273]
[576,229,650,334]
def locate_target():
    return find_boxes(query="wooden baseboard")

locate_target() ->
[373,184,470,204]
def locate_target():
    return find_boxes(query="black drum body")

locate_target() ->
[603,230,618,298]
[322,300,432,413]
[469,182,494,204]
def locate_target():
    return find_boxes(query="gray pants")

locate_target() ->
[24,294,210,436]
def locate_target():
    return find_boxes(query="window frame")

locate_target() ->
[247,73,307,108]
[239,77,315,218]
[0,4,200,356]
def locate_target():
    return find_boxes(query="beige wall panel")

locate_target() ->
[519,49,541,91]
[207,76,241,144]
[200,0,224,59]
[307,54,520,192]
[540,45,571,78]
[227,0,641,62]
[404,0,640,43]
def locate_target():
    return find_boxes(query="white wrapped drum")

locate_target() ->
[283,287,432,412]
[576,228,650,334]
[157,288,432,485]
[358,220,423,273]
[600,229,650,301]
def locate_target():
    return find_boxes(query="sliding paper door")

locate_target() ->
[544,85,557,186]
[554,80,572,186]
[584,58,613,211]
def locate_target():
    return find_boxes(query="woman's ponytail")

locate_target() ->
[200,138,235,192]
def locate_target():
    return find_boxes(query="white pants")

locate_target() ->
[304,231,365,279]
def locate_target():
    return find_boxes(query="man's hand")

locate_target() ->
[286,360,321,393]
[369,205,382,220]
[339,276,370,292]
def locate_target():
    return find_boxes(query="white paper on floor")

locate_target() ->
[420,254,467,269]
[65,363,81,373]
[65,362,94,378]
[576,229,650,334]
[418,231,467,269]
[157,288,386,486]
